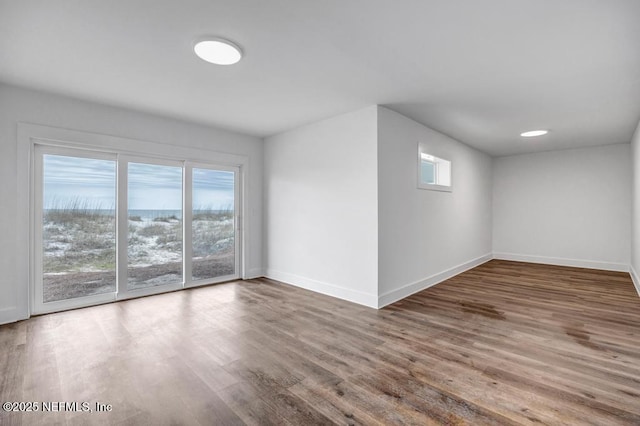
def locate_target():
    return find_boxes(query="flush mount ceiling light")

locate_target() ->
[520,130,549,137]
[194,38,242,65]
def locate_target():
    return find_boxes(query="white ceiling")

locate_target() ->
[1,0,639,156]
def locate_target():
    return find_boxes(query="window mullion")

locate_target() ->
[183,165,193,287]
[116,156,128,297]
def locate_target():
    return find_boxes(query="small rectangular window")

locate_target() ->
[418,148,452,191]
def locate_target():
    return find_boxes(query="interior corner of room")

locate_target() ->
[1,86,638,322]
[2,2,640,423]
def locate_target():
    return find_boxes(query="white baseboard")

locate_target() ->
[630,265,640,297]
[377,253,493,308]
[250,256,637,309]
[493,252,629,273]
[264,269,378,308]
[0,307,27,326]
[245,268,265,280]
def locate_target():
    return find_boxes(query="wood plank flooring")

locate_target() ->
[1,259,639,425]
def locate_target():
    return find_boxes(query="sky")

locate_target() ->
[43,155,235,211]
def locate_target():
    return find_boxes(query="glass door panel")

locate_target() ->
[191,168,236,281]
[42,154,116,303]
[127,162,183,290]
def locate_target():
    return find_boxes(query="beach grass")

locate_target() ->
[42,201,235,301]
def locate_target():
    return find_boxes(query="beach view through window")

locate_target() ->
[42,154,117,302]
[192,168,235,281]
[127,162,184,289]
[40,152,237,304]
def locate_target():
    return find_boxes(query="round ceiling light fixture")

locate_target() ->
[194,38,242,65]
[520,130,549,138]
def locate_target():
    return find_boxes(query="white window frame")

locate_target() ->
[33,145,119,314]
[18,123,248,316]
[118,155,187,300]
[185,161,241,289]
[417,144,453,192]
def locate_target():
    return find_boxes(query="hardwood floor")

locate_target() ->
[1,260,639,425]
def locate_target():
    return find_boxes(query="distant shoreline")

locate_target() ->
[43,208,233,220]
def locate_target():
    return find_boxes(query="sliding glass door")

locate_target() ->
[127,161,183,290]
[191,167,237,282]
[37,151,117,305]
[33,145,241,314]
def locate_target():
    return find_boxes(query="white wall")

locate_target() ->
[631,120,640,292]
[3,84,633,321]
[493,144,631,271]
[264,106,379,307]
[0,83,263,324]
[377,107,493,306]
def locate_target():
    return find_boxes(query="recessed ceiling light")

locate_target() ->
[194,38,242,65]
[520,130,549,137]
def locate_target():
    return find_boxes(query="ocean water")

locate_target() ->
[128,209,183,220]
[44,209,233,221]
[130,209,234,220]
